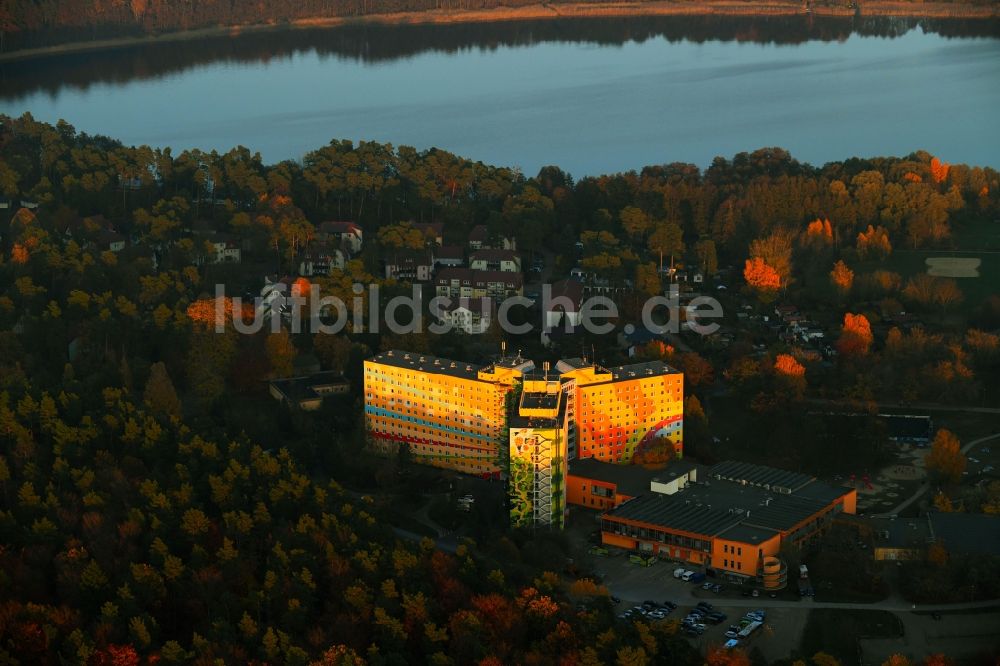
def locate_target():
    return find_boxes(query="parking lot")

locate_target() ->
[590,551,807,660]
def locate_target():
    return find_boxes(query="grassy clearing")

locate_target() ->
[799,609,902,664]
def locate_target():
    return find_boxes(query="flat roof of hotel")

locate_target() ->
[368,350,483,379]
[510,392,567,429]
[368,350,533,381]
[605,360,680,383]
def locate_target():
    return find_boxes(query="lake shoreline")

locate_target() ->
[1,0,997,64]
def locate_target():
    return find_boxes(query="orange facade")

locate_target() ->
[600,487,856,579]
[562,364,684,464]
[363,352,524,476]
[565,475,635,511]
[711,533,782,576]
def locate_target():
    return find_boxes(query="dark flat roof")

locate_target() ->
[606,360,680,383]
[368,350,483,380]
[521,392,560,410]
[607,492,743,536]
[605,460,854,538]
[709,460,814,493]
[510,393,567,429]
[270,371,349,402]
[929,513,1000,556]
[717,523,780,546]
[569,458,660,498]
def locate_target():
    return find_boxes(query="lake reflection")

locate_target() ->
[2,16,998,175]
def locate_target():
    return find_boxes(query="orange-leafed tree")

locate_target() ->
[856,225,892,259]
[266,328,297,378]
[11,243,28,264]
[930,157,950,184]
[804,218,834,246]
[773,353,807,399]
[568,578,609,598]
[185,296,253,330]
[706,645,752,666]
[829,260,854,295]
[836,312,873,357]
[927,543,950,568]
[744,257,782,300]
[932,492,953,513]
[882,655,913,666]
[312,644,366,665]
[923,654,954,666]
[774,354,806,378]
[677,352,714,387]
[925,429,966,484]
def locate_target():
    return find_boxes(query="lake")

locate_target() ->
[2,16,999,176]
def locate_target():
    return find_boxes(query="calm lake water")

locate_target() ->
[2,16,999,175]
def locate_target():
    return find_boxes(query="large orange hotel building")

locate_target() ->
[364,350,684,529]
[364,349,852,587]
[364,350,684,476]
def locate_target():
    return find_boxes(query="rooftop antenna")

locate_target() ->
[501,340,507,357]
[543,361,550,383]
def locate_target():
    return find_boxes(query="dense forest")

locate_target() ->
[1,112,1000,662]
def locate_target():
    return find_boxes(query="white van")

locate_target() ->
[681,570,695,581]
[673,567,686,579]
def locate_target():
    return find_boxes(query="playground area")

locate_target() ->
[852,445,928,516]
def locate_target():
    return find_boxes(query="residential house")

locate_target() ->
[207,233,242,264]
[299,242,346,276]
[543,279,585,330]
[440,297,493,334]
[434,268,523,302]
[470,249,521,273]
[97,230,127,253]
[317,221,363,255]
[385,251,434,282]
[434,245,465,268]
[468,224,516,251]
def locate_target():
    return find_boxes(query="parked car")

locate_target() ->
[725,630,739,639]
[711,584,723,593]
[610,596,621,604]
[662,601,677,610]
[702,581,713,590]
[673,567,686,579]
[697,602,714,611]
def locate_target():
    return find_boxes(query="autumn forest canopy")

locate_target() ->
[1,112,1000,663]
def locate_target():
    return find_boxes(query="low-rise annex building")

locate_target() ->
[598,460,857,588]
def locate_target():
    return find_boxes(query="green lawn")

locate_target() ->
[853,216,1000,310]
